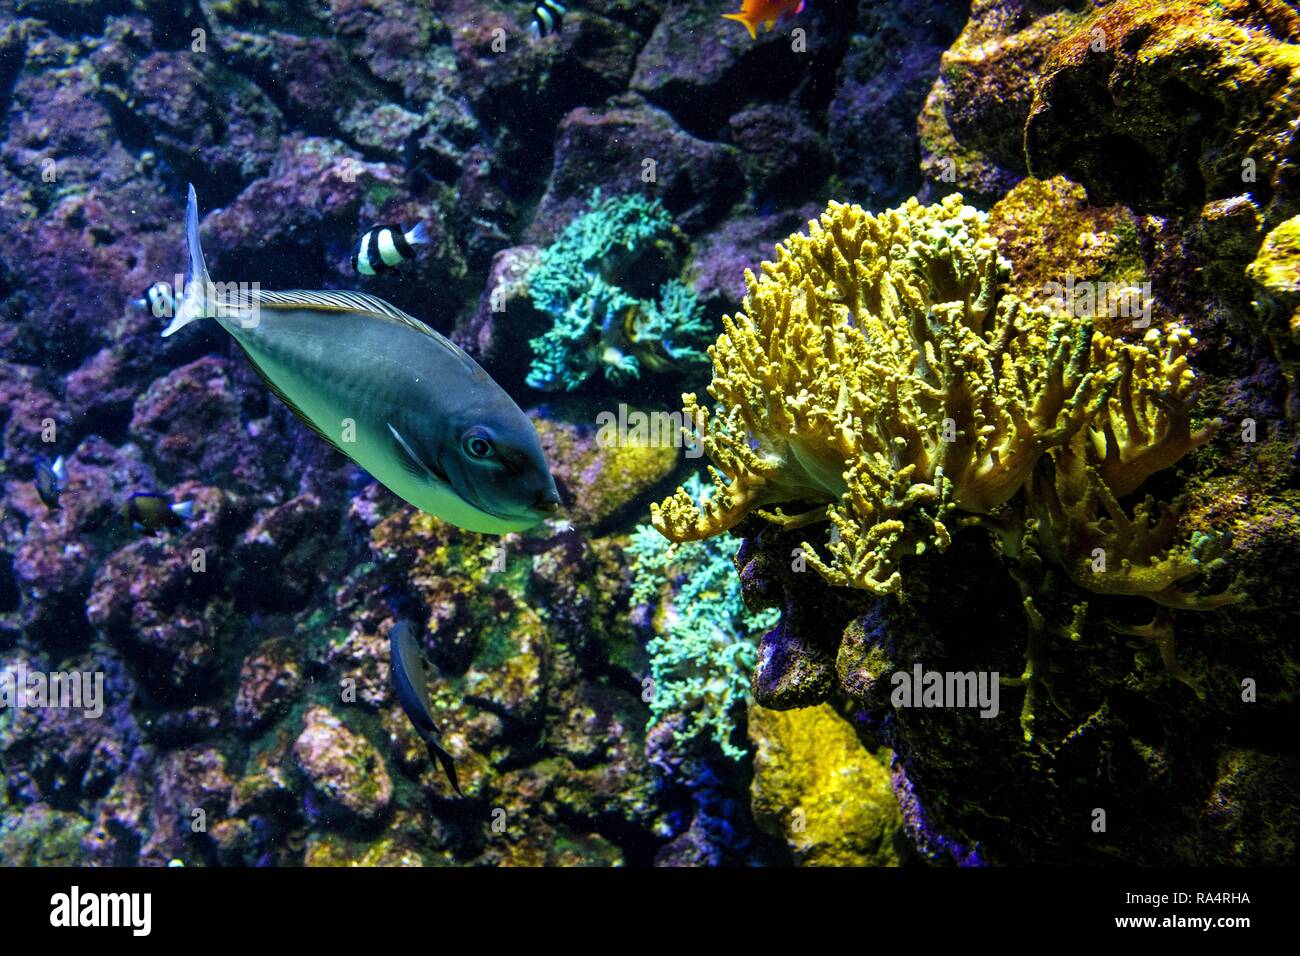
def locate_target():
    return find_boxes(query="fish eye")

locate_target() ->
[462,428,495,461]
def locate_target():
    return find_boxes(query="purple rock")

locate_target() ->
[119,50,282,191]
[0,361,66,471]
[0,648,141,808]
[452,244,546,380]
[728,104,832,201]
[128,356,272,495]
[750,612,836,710]
[234,638,304,732]
[689,204,821,311]
[293,705,393,824]
[202,135,403,280]
[139,745,234,865]
[829,0,967,207]
[532,96,743,236]
[891,758,987,867]
[631,2,853,133]
[234,494,337,613]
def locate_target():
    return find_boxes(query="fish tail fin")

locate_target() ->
[170,500,194,520]
[723,13,759,39]
[425,737,463,797]
[162,184,212,338]
[51,456,66,482]
[405,221,431,246]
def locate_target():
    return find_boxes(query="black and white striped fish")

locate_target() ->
[530,0,566,39]
[352,223,431,277]
[136,281,177,318]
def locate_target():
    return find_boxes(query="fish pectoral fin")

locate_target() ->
[387,422,429,481]
[387,423,450,485]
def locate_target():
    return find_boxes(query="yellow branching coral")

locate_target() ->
[1082,326,1218,498]
[655,195,1120,592]
[1028,438,1233,610]
[651,196,1224,604]
[1024,325,1234,610]
[648,194,1240,728]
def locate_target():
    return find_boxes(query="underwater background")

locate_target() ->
[0,0,1297,868]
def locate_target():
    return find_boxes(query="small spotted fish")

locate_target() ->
[530,0,566,39]
[135,281,177,318]
[352,223,431,277]
[123,492,193,536]
[34,455,67,510]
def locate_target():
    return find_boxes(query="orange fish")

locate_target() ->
[722,0,806,40]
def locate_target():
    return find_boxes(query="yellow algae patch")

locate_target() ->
[749,703,905,866]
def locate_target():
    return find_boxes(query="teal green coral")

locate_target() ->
[632,278,711,368]
[628,476,780,759]
[526,191,711,391]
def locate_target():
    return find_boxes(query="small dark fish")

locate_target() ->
[122,493,193,536]
[530,0,566,38]
[34,455,67,510]
[352,223,430,277]
[390,620,462,796]
[135,281,177,318]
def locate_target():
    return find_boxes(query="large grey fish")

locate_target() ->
[163,185,560,534]
[390,619,462,796]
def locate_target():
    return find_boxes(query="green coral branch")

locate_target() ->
[525,191,712,391]
[628,476,778,759]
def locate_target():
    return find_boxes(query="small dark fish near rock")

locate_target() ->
[530,0,566,39]
[123,492,193,536]
[352,223,430,276]
[34,455,67,510]
[390,619,463,796]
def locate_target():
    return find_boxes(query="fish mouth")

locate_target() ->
[449,470,562,525]
[509,501,563,524]
[465,495,559,526]
[529,488,563,517]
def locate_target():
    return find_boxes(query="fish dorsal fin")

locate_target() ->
[256,289,479,372]
[258,288,428,328]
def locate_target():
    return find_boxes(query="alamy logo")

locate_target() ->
[595,403,706,459]
[891,664,1000,718]
[0,662,104,718]
[49,886,151,936]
